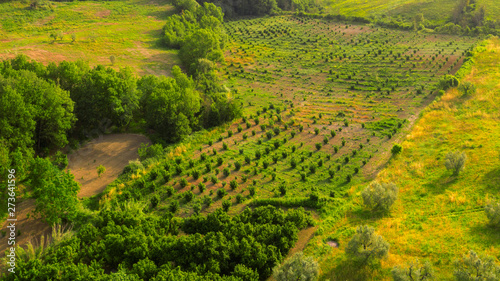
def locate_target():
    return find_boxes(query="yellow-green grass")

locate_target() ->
[0,0,179,76]
[322,0,500,24]
[304,37,500,280]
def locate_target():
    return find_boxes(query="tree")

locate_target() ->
[29,157,80,225]
[97,165,106,177]
[458,81,476,96]
[272,252,319,281]
[179,28,224,75]
[392,259,434,281]
[445,151,467,176]
[485,200,500,227]
[139,68,200,143]
[346,225,389,264]
[362,181,398,212]
[391,144,402,155]
[454,250,500,281]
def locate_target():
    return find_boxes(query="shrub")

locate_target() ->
[334,146,339,153]
[439,74,459,90]
[236,194,243,203]
[223,167,230,177]
[150,194,160,209]
[180,178,188,188]
[192,169,200,180]
[445,151,467,176]
[346,225,389,264]
[53,151,68,169]
[243,133,248,140]
[97,165,106,177]
[217,156,224,166]
[342,139,346,146]
[272,173,276,181]
[323,136,329,144]
[169,200,179,213]
[255,150,262,159]
[330,130,336,138]
[222,142,228,150]
[193,203,201,215]
[165,186,174,197]
[211,175,219,184]
[245,156,251,164]
[198,182,206,193]
[252,130,256,136]
[217,188,227,198]
[273,127,280,135]
[328,169,335,178]
[205,163,212,173]
[263,160,269,169]
[227,130,233,138]
[237,125,243,133]
[291,158,297,168]
[266,131,273,140]
[184,191,194,202]
[248,186,256,197]
[391,144,402,155]
[234,161,241,170]
[279,183,286,196]
[300,173,307,181]
[254,117,260,125]
[203,195,212,206]
[309,164,316,174]
[291,131,296,138]
[314,128,319,135]
[200,153,207,161]
[391,259,434,281]
[273,252,319,281]
[299,125,304,132]
[485,200,500,227]
[362,181,398,212]
[246,121,251,129]
[222,200,231,212]
[315,143,322,150]
[229,179,238,190]
[454,250,500,281]
[272,155,279,163]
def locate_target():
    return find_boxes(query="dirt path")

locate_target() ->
[0,134,150,258]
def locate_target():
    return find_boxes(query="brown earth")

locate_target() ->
[0,134,150,259]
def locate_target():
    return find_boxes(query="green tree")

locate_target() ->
[273,251,319,281]
[362,181,398,212]
[346,225,389,264]
[454,250,500,281]
[485,200,500,227]
[391,144,402,155]
[392,259,434,281]
[179,28,224,75]
[97,165,106,177]
[445,151,467,176]
[29,157,80,225]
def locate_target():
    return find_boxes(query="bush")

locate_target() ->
[362,181,399,212]
[193,203,201,215]
[445,151,467,176]
[198,182,206,193]
[245,156,251,164]
[392,259,434,281]
[266,131,273,140]
[180,178,188,188]
[184,191,194,202]
[255,150,262,159]
[52,151,68,169]
[165,186,175,197]
[169,200,179,213]
[346,225,389,264]
[485,200,500,227]
[458,81,476,96]
[439,74,459,90]
[236,194,243,203]
[203,195,212,206]
[263,160,269,169]
[223,167,230,177]
[230,180,238,190]
[150,194,160,208]
[222,200,231,212]
[237,125,243,133]
[222,142,228,150]
[330,130,336,138]
[248,186,256,197]
[192,169,200,180]
[217,188,227,198]
[391,144,402,155]
[273,252,319,281]
[315,143,322,150]
[273,127,280,135]
[454,250,500,281]
[279,183,286,196]
[217,156,223,166]
[323,136,329,144]
[138,143,164,161]
[97,165,106,177]
[211,175,218,184]
[314,128,319,135]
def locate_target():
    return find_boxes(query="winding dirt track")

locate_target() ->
[0,134,151,258]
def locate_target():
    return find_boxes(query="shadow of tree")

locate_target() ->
[321,257,382,281]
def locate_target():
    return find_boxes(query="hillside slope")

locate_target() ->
[310,37,500,280]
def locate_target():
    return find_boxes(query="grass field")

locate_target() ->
[322,0,500,25]
[304,37,500,280]
[0,0,178,76]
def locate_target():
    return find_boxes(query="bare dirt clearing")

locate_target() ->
[68,134,151,198]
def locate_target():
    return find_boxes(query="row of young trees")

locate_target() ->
[194,0,321,17]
